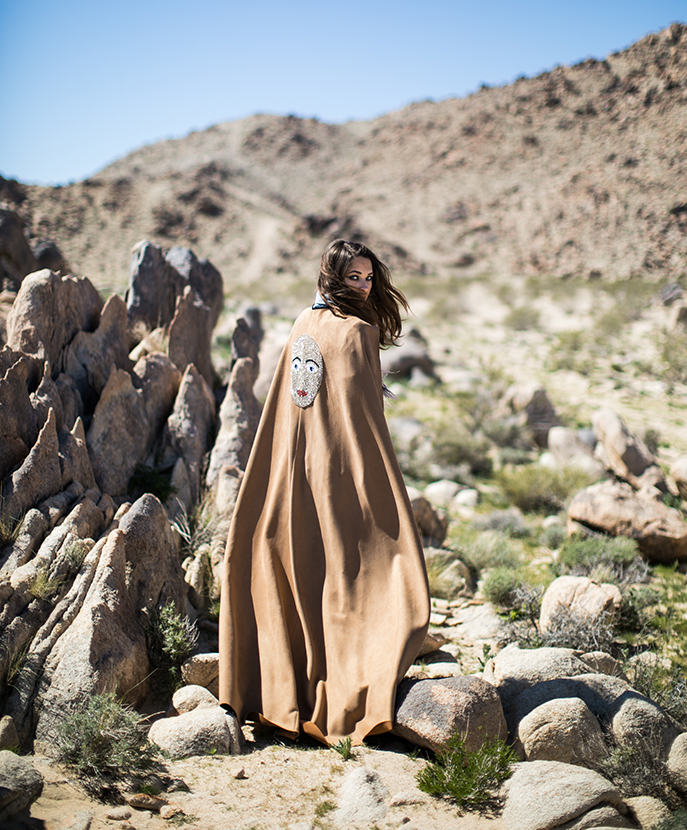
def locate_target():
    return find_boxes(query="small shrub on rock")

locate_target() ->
[56,691,158,796]
[148,601,198,667]
[416,732,516,812]
[498,466,592,514]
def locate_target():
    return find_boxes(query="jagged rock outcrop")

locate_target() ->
[0,210,39,292]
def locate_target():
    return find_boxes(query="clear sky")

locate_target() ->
[0,0,683,186]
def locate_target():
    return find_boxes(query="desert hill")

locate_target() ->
[1,22,686,295]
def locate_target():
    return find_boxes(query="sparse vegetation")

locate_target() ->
[503,306,539,331]
[557,535,649,586]
[498,466,593,514]
[482,567,521,607]
[331,736,354,761]
[55,691,158,795]
[416,732,516,812]
[27,567,63,601]
[148,600,199,667]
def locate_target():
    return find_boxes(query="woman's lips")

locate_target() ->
[297,389,307,397]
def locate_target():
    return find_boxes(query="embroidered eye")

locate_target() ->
[292,357,302,371]
[306,360,319,374]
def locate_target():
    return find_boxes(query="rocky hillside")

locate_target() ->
[1,23,686,294]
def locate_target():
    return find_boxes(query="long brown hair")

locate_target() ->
[316,239,409,347]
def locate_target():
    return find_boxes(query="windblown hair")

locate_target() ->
[317,239,409,347]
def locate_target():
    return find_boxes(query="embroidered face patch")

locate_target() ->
[290,334,323,408]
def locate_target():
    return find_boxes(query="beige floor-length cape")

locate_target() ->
[219,306,430,745]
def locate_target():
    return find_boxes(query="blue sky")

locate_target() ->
[0,0,684,185]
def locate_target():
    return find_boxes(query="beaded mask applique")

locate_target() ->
[290,334,323,408]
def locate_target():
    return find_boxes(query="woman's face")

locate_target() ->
[343,256,373,301]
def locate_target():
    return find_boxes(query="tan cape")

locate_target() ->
[218,306,430,745]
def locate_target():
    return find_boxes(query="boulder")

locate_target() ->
[2,407,61,519]
[168,285,214,387]
[172,684,220,714]
[33,529,151,745]
[0,716,19,750]
[547,426,605,478]
[118,494,186,613]
[423,479,461,507]
[86,368,149,496]
[55,372,84,430]
[148,704,243,758]
[58,417,96,490]
[539,575,622,632]
[179,660,220,700]
[0,210,39,291]
[568,480,687,563]
[592,408,666,491]
[332,767,389,826]
[380,329,436,381]
[127,241,223,334]
[670,456,687,501]
[0,750,43,821]
[514,697,605,765]
[206,357,261,486]
[31,364,64,434]
[60,294,132,410]
[132,353,182,439]
[509,674,679,754]
[667,731,687,792]
[215,465,244,517]
[393,675,506,752]
[231,317,260,384]
[502,382,559,447]
[406,487,447,546]
[161,365,216,504]
[31,238,68,274]
[483,645,618,722]
[626,796,672,829]
[501,760,629,830]
[6,270,102,370]
[0,351,42,480]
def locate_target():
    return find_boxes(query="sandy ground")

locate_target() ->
[10,730,506,830]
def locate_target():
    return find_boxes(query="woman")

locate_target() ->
[219,239,430,745]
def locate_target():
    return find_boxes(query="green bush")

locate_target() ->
[430,424,493,478]
[482,567,521,607]
[498,466,593,514]
[558,535,648,586]
[416,732,517,811]
[503,306,540,331]
[148,601,198,667]
[540,524,566,550]
[56,692,158,793]
[473,509,530,538]
[459,532,520,574]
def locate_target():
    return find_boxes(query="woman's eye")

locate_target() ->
[306,361,318,373]
[292,358,301,371]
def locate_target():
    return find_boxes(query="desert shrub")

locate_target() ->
[657,327,687,385]
[498,466,593,514]
[618,586,660,634]
[503,306,539,331]
[594,730,681,808]
[28,568,62,601]
[482,567,521,607]
[459,532,520,574]
[547,330,596,375]
[557,535,649,586]
[540,523,566,550]
[655,809,687,829]
[426,553,468,600]
[540,606,616,653]
[148,601,198,667]
[128,464,175,503]
[56,691,158,794]
[643,427,661,456]
[0,497,24,548]
[416,732,516,811]
[481,418,531,449]
[430,424,493,478]
[498,447,535,466]
[172,497,219,559]
[497,584,545,648]
[627,658,687,728]
[473,509,529,538]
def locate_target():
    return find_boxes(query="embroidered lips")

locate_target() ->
[290,334,323,408]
